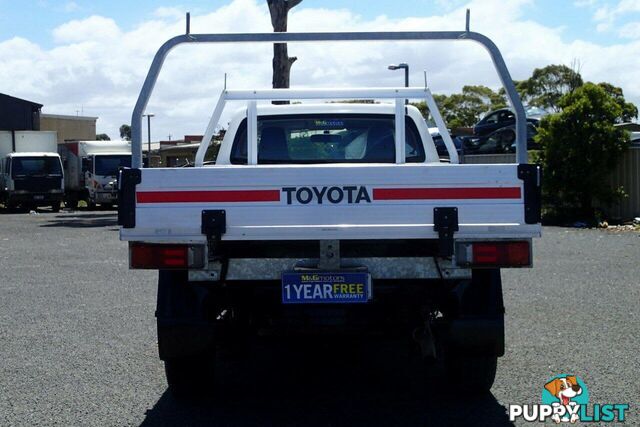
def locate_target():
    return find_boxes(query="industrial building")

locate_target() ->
[1,93,98,144]
[0,93,42,131]
[40,113,97,144]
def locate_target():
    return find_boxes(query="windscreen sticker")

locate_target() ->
[313,119,345,128]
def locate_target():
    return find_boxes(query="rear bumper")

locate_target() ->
[93,191,118,204]
[8,191,64,204]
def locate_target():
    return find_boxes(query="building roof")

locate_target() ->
[0,93,43,108]
[41,113,98,121]
[160,142,202,152]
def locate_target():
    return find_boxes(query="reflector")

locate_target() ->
[130,243,189,269]
[471,241,530,267]
[456,240,531,268]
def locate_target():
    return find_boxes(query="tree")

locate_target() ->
[519,64,583,112]
[119,124,131,141]
[267,0,302,99]
[597,82,638,123]
[96,133,110,141]
[499,79,535,106]
[536,82,630,219]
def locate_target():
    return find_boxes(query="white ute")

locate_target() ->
[118,28,542,397]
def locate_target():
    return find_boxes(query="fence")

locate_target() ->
[462,148,640,220]
[606,146,640,220]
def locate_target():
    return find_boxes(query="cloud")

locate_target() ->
[619,21,640,39]
[593,0,640,33]
[0,0,638,141]
[574,0,598,7]
[153,6,185,19]
[52,15,121,43]
[64,1,80,13]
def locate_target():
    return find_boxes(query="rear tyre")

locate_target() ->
[65,198,78,209]
[158,270,219,398]
[442,269,503,395]
[51,202,61,213]
[164,356,215,398]
[445,353,497,395]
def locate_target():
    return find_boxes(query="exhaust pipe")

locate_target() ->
[413,323,437,360]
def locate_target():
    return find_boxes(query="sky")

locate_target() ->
[0,0,639,140]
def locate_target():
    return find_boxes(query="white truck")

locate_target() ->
[118,29,542,397]
[58,140,131,208]
[0,131,64,211]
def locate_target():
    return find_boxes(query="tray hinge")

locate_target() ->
[202,210,226,258]
[434,207,459,257]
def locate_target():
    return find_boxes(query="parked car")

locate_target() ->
[464,123,538,155]
[473,108,542,137]
[433,134,464,158]
[428,127,464,158]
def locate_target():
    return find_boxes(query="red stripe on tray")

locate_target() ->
[136,190,281,203]
[373,187,521,200]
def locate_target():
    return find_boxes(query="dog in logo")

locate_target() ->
[544,375,583,423]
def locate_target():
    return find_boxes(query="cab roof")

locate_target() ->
[236,102,422,117]
[7,152,60,157]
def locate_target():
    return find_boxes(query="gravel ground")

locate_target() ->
[0,210,638,426]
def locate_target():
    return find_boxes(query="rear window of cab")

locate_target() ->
[230,114,426,164]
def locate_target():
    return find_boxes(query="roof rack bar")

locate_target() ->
[224,87,429,100]
[395,98,406,164]
[132,30,526,167]
[193,86,458,166]
[466,9,471,32]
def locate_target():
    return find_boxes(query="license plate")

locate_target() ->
[33,195,44,200]
[282,272,371,304]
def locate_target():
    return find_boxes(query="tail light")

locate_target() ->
[455,240,531,268]
[129,242,205,269]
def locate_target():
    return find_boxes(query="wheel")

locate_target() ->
[65,198,78,209]
[441,269,503,395]
[102,203,114,210]
[445,353,497,395]
[157,270,220,398]
[51,202,61,213]
[164,356,215,398]
[87,200,97,210]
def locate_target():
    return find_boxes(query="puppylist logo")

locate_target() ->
[508,374,629,423]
